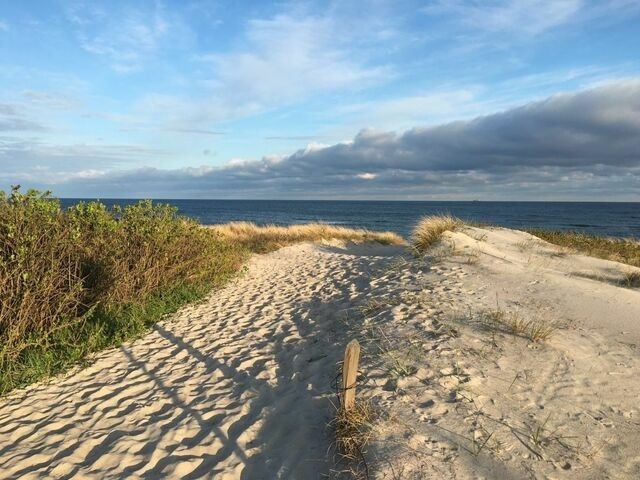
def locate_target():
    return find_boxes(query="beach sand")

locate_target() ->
[1,226,639,478]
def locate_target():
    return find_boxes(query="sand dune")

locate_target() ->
[1,227,639,479]
[358,226,640,478]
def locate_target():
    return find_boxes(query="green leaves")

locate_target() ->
[0,188,248,394]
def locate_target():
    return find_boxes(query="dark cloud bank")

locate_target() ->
[6,82,640,200]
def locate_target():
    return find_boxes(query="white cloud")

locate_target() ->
[21,90,82,110]
[67,3,171,73]
[357,173,377,180]
[187,14,391,121]
[334,88,481,130]
[423,0,583,35]
[0,20,9,32]
[122,11,393,129]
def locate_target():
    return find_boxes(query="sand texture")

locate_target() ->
[356,226,640,479]
[1,227,639,479]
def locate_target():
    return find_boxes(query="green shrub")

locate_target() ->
[0,187,247,393]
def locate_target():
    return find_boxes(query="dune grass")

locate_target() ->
[527,229,640,269]
[0,188,403,395]
[623,271,640,288]
[411,215,462,253]
[483,307,557,342]
[210,221,405,252]
[331,399,376,478]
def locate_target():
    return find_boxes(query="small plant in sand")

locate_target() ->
[516,239,538,252]
[483,307,557,342]
[464,249,481,265]
[333,400,377,458]
[470,430,495,457]
[331,399,377,479]
[357,297,398,317]
[412,215,462,254]
[622,270,640,288]
[469,231,488,242]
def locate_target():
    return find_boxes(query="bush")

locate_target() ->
[0,187,246,393]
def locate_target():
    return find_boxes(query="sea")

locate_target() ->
[59,199,640,240]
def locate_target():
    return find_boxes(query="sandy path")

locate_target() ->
[0,242,403,479]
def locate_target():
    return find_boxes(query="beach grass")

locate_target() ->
[0,188,401,395]
[210,221,405,252]
[483,307,557,342]
[331,399,376,476]
[527,229,640,268]
[411,215,462,253]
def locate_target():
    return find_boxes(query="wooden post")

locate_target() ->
[342,339,360,411]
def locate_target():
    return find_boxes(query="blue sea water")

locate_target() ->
[59,199,640,240]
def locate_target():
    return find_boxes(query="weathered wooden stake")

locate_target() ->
[342,339,360,411]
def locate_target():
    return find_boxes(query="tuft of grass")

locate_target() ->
[411,215,462,254]
[527,229,640,269]
[357,297,398,317]
[332,400,377,462]
[622,270,640,288]
[210,221,405,253]
[483,307,557,342]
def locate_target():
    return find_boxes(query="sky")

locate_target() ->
[1,0,639,200]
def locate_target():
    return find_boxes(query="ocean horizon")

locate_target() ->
[60,199,640,239]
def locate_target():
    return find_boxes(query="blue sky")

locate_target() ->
[1,0,639,199]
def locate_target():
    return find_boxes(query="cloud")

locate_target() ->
[66,2,172,73]
[333,88,482,130]
[205,14,389,107]
[21,90,82,110]
[0,136,168,184]
[422,0,582,35]
[133,11,392,127]
[0,103,47,131]
[25,81,639,200]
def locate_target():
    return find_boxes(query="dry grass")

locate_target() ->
[527,229,640,268]
[210,222,405,253]
[332,400,377,462]
[483,307,557,342]
[411,215,462,253]
[622,270,640,288]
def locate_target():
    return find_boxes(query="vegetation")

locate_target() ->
[211,221,404,252]
[527,229,640,269]
[0,188,401,395]
[483,307,557,342]
[0,187,246,394]
[623,271,640,288]
[411,215,462,253]
[331,399,376,477]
